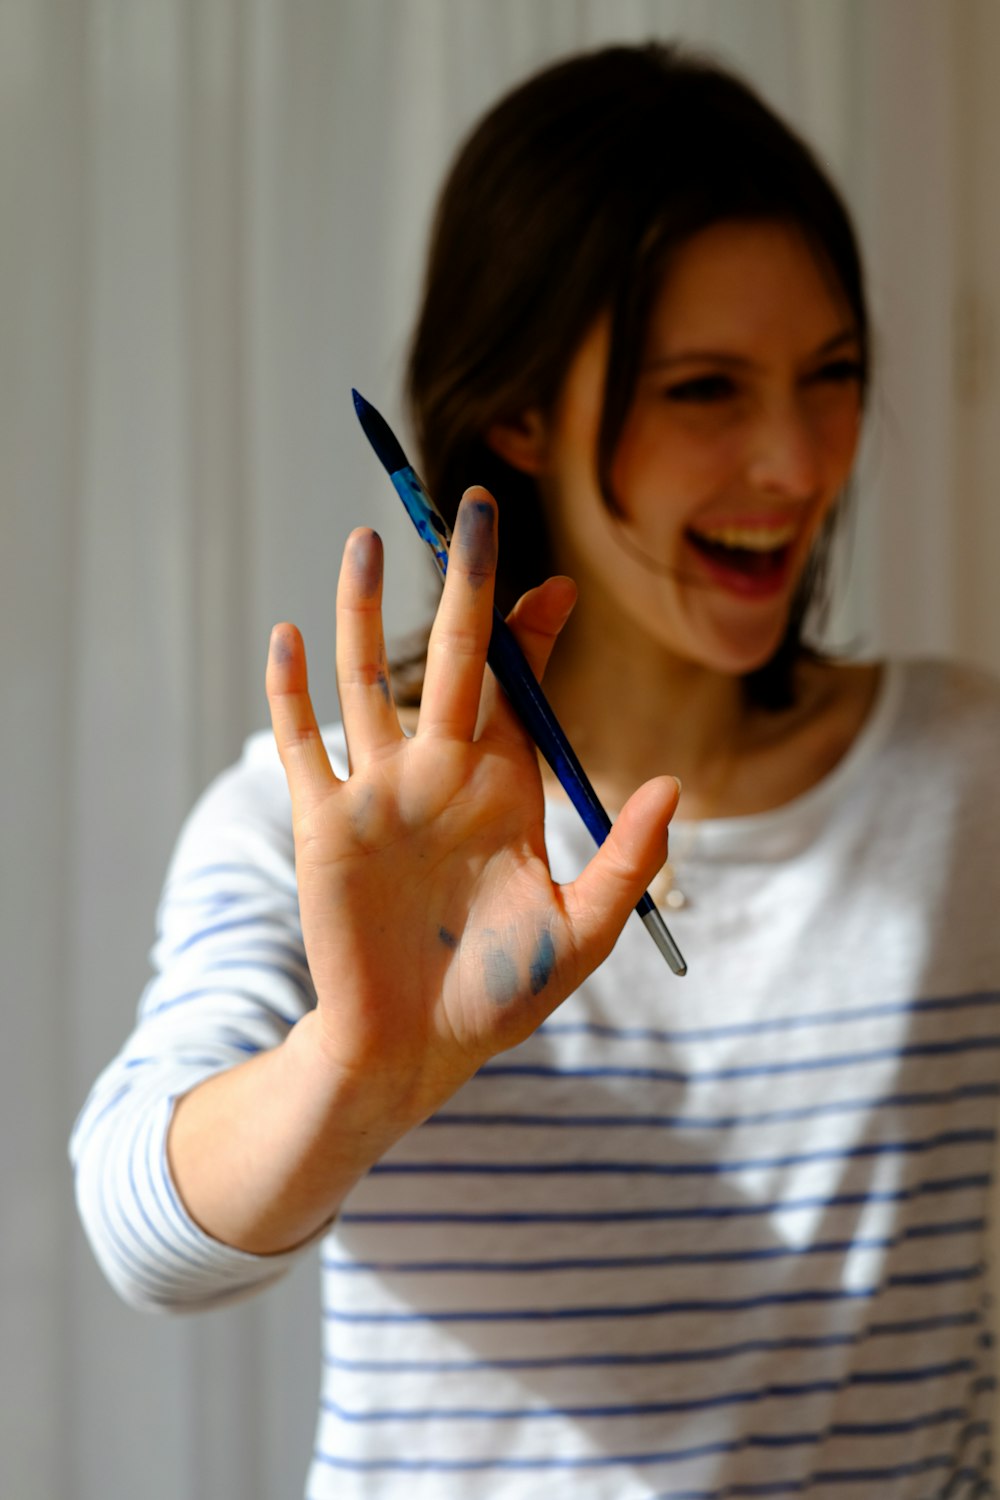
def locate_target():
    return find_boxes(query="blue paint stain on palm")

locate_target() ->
[483,939,519,1007]
[529,930,556,995]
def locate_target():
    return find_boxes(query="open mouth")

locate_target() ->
[685,523,797,582]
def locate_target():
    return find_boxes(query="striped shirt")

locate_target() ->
[71,658,1000,1498]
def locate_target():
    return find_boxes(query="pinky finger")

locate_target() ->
[266,623,340,819]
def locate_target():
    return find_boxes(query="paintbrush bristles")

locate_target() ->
[352,389,409,475]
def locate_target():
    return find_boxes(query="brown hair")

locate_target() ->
[401,42,869,708]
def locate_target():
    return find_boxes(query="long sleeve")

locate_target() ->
[70,728,323,1311]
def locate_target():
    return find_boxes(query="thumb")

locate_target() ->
[560,775,682,972]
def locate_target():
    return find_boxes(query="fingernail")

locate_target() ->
[351,528,382,598]
[456,498,497,586]
[269,625,293,666]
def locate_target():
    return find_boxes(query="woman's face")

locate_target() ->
[536,219,864,677]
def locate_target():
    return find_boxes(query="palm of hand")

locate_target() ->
[293,729,568,1103]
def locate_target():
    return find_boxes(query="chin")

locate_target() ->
[695,618,792,680]
[626,588,797,682]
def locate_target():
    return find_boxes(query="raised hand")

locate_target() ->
[266,488,680,1131]
[166,489,678,1255]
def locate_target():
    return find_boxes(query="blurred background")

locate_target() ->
[4,1,1000,1495]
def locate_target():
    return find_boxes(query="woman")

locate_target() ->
[72,42,1000,1498]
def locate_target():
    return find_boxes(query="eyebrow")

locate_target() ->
[641,328,862,374]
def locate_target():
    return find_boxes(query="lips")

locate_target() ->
[684,519,799,596]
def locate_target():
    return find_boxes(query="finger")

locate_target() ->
[560,775,682,968]
[478,575,577,745]
[505,576,577,682]
[335,528,402,759]
[418,488,498,740]
[266,623,340,820]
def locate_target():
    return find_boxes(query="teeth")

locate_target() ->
[691,524,796,552]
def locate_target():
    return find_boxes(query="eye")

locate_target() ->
[808,358,864,387]
[662,373,737,404]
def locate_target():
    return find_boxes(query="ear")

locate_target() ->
[484,409,550,476]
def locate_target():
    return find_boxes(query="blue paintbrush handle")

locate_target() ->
[351,387,686,975]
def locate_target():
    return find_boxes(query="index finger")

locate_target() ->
[266,623,340,819]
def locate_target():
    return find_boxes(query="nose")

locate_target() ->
[745,401,825,502]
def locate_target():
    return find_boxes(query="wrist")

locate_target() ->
[167,1010,426,1258]
[277,1008,420,1172]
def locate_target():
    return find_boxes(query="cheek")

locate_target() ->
[814,398,862,480]
[612,416,743,525]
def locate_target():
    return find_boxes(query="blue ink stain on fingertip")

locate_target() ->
[438,926,458,950]
[269,629,294,666]
[456,499,498,586]
[529,930,556,994]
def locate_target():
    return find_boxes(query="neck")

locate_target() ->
[541,614,755,819]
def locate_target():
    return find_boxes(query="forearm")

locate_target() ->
[166,1009,415,1255]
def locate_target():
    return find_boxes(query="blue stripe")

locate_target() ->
[68,1082,130,1157]
[174,914,281,953]
[312,1441,745,1473]
[341,1172,991,1226]
[97,1158,195,1302]
[165,888,299,912]
[324,1285,883,1326]
[202,958,314,999]
[145,983,303,1023]
[128,1110,215,1272]
[165,861,296,896]
[322,1316,977,1375]
[868,1311,982,1337]
[151,1050,258,1070]
[146,960,313,1020]
[320,1386,972,1428]
[852,1358,977,1384]
[320,1385,835,1425]
[811,1453,959,1484]
[122,1112,209,1274]
[890,1262,984,1286]
[370,1128,994,1179]
[907,1217,986,1238]
[204,944,310,974]
[214,935,307,960]
[540,988,1000,1045]
[322,1219,983,1277]
[828,1404,965,1437]
[477,1035,1000,1084]
[429,1081,1000,1132]
[324,1273,983,1328]
[312,1441,960,1478]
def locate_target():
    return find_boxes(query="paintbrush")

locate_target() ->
[352,388,686,976]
